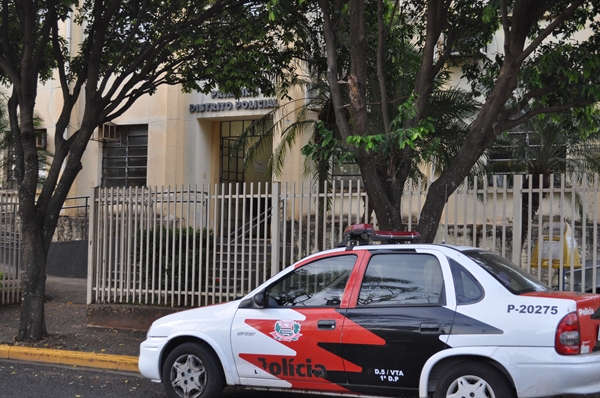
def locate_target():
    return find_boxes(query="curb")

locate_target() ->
[0,344,139,373]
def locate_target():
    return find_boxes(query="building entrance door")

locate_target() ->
[219,120,273,238]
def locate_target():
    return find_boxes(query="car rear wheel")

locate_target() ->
[433,361,515,398]
[162,342,224,398]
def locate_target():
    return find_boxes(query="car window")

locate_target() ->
[449,259,484,304]
[464,250,549,294]
[357,253,444,306]
[265,255,356,307]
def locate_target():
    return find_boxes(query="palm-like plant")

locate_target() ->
[487,111,600,250]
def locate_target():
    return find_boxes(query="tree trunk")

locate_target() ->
[17,219,48,341]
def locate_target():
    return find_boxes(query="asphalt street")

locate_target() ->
[0,359,346,398]
[0,276,598,398]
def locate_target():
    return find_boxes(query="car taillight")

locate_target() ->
[555,312,580,355]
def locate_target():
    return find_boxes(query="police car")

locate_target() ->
[139,224,600,398]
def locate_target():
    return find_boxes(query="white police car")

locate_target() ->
[139,224,600,398]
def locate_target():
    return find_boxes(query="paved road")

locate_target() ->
[2,359,595,398]
[0,359,347,398]
[0,359,164,397]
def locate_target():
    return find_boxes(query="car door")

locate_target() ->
[340,249,455,396]
[231,251,369,392]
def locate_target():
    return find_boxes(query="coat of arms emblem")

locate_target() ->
[270,319,302,342]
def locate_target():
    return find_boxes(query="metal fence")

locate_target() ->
[0,190,20,305]
[0,194,92,306]
[88,174,600,307]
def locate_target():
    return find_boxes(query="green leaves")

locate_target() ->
[301,121,354,165]
[346,94,435,155]
[346,134,386,152]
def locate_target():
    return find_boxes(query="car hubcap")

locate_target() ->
[170,354,207,398]
[446,375,495,398]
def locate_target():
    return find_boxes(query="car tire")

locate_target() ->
[433,361,515,398]
[162,342,225,398]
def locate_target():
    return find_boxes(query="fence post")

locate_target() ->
[86,187,97,305]
[512,175,523,266]
[270,182,281,277]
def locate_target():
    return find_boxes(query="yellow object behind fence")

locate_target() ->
[530,222,581,269]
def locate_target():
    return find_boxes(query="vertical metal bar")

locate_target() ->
[117,187,125,302]
[132,187,140,303]
[86,188,97,305]
[232,183,240,298]
[107,187,115,303]
[263,183,270,282]
[307,182,312,254]
[330,180,336,247]
[150,186,158,304]
[322,180,327,251]
[579,174,587,292]
[249,183,256,292]
[481,176,488,250]
[501,175,507,257]
[472,177,477,247]
[168,187,175,305]
[209,183,219,305]
[314,181,320,253]
[406,179,413,231]
[569,173,583,291]
[192,185,200,307]
[559,175,566,290]
[452,181,459,245]
[549,175,556,287]
[281,182,288,269]
[271,182,281,277]
[177,185,185,307]
[346,180,352,227]
[209,183,215,304]
[126,187,134,302]
[290,182,296,265]
[416,178,423,231]
[593,174,598,294]
[526,175,533,274]
[462,177,468,246]
[491,176,497,250]
[536,175,544,281]
[157,185,165,305]
[98,189,107,303]
[140,186,148,304]
[512,175,523,266]
[218,183,227,302]
[240,183,247,295]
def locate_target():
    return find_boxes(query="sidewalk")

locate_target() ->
[0,275,144,372]
[1,277,599,398]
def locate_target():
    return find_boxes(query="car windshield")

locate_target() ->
[463,250,549,294]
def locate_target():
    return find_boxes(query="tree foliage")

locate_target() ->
[314,0,600,242]
[0,0,313,342]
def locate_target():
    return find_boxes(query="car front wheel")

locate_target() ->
[162,342,225,398]
[433,361,515,398]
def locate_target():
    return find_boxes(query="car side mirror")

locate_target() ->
[253,292,265,308]
[239,291,265,309]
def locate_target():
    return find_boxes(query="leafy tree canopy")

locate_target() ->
[0,0,317,342]
[309,0,600,242]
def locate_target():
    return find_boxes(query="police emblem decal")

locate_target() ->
[270,320,302,342]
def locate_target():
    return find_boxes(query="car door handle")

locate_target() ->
[420,322,440,333]
[318,320,336,330]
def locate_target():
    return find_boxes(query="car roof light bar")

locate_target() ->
[337,223,421,247]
